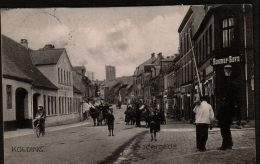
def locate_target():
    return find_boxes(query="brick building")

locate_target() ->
[176,6,206,120]
[174,5,254,121]
[192,4,254,120]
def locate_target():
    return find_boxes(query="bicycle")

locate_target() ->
[34,116,45,138]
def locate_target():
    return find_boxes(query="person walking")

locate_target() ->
[148,110,160,141]
[106,110,115,136]
[125,105,131,125]
[135,102,141,127]
[193,96,215,152]
[217,97,234,150]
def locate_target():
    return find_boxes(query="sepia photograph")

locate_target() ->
[1,4,256,164]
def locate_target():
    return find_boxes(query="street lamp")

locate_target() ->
[224,64,232,77]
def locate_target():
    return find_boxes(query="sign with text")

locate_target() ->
[212,56,241,66]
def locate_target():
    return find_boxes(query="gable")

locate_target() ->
[57,50,73,71]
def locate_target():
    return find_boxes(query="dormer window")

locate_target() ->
[222,17,235,48]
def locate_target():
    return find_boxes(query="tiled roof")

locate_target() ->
[2,52,32,82]
[1,35,58,90]
[30,48,65,65]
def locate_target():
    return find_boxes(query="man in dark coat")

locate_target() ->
[135,103,141,127]
[217,97,234,150]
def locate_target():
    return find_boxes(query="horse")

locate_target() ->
[95,105,110,126]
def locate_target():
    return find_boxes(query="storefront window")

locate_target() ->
[222,17,235,48]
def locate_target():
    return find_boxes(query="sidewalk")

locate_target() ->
[4,120,91,139]
[115,121,256,164]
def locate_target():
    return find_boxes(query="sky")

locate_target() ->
[1,6,189,80]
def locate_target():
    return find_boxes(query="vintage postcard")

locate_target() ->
[1,5,256,164]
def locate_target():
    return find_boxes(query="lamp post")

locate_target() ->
[224,64,232,77]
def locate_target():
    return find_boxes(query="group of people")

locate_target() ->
[32,95,236,149]
[83,100,115,136]
[193,96,235,152]
[124,102,166,141]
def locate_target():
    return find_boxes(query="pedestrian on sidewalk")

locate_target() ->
[148,110,160,141]
[217,97,234,150]
[193,96,215,152]
[106,110,115,136]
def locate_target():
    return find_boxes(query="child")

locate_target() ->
[148,110,160,141]
[106,110,115,136]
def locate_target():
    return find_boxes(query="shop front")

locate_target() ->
[212,55,245,119]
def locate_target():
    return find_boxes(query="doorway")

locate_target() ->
[15,88,28,128]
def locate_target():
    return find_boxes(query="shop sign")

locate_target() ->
[212,56,241,66]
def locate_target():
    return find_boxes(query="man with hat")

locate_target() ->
[217,64,236,150]
[34,106,46,135]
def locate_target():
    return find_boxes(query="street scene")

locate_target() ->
[2,4,256,164]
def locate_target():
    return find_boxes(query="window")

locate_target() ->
[44,95,46,110]
[68,72,71,85]
[6,85,12,109]
[70,98,73,113]
[182,37,184,56]
[59,97,61,114]
[67,71,69,85]
[54,97,57,114]
[58,68,60,83]
[60,69,63,84]
[51,96,53,115]
[69,98,71,113]
[222,17,235,48]
[209,25,213,52]
[47,96,50,115]
[63,97,65,114]
[180,39,183,55]
[67,97,70,113]
[202,35,205,61]
[63,70,66,85]
[206,30,209,56]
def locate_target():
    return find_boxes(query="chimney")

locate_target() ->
[43,44,55,50]
[151,53,155,58]
[20,39,28,49]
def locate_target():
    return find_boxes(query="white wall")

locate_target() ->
[2,78,32,121]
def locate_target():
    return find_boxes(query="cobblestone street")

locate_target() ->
[115,120,256,164]
[4,105,256,164]
[4,105,147,164]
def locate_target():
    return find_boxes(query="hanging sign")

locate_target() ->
[212,56,241,66]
